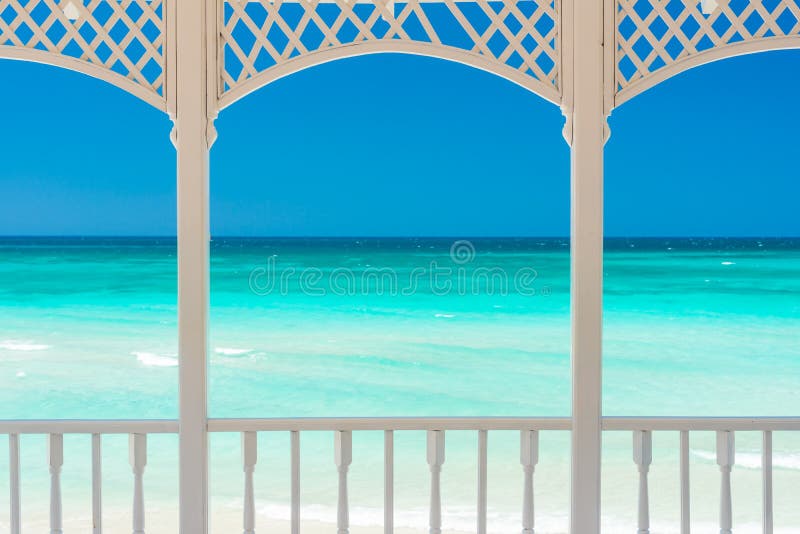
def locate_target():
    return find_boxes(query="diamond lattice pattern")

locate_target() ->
[0,0,165,98]
[617,0,800,92]
[221,0,559,95]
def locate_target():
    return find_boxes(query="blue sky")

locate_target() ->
[0,50,798,236]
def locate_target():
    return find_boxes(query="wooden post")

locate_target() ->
[633,431,652,534]
[242,432,257,534]
[427,431,445,534]
[130,434,147,534]
[335,431,353,534]
[49,434,63,534]
[174,0,216,531]
[717,431,735,534]
[566,0,605,526]
[521,430,539,534]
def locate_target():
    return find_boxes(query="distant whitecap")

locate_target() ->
[0,341,50,351]
[434,313,455,318]
[721,261,735,265]
[133,351,178,367]
[215,347,252,356]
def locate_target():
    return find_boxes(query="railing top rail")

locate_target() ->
[0,419,178,434]
[603,417,800,432]
[208,417,572,432]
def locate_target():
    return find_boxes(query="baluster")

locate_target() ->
[680,430,690,534]
[427,430,445,534]
[291,431,300,534]
[93,433,102,534]
[384,430,394,534]
[717,431,735,534]
[762,431,772,534]
[477,430,487,534]
[335,431,352,534]
[520,430,538,534]
[242,431,257,534]
[633,430,652,534]
[130,433,147,534]
[49,433,63,534]
[10,434,21,534]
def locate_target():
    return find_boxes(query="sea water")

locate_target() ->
[0,237,798,533]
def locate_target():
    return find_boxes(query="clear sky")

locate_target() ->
[0,49,798,237]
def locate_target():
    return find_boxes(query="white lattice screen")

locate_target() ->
[0,0,165,101]
[220,0,559,99]
[616,0,800,94]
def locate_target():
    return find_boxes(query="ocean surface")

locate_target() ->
[0,237,798,533]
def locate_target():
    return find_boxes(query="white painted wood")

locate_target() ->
[633,431,652,534]
[603,418,800,432]
[0,420,178,434]
[680,431,690,534]
[427,431,445,534]
[521,430,539,534]
[207,417,572,432]
[291,431,300,534]
[93,433,102,534]
[9,434,21,534]
[477,430,487,534]
[384,430,394,534]
[175,0,212,531]
[130,433,147,534]
[762,431,773,534]
[335,431,353,534]
[717,431,735,534]
[49,433,63,534]
[567,0,605,530]
[242,432,257,534]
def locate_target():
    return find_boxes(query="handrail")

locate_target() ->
[603,417,800,431]
[0,419,178,434]
[207,416,572,432]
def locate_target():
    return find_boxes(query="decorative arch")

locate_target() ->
[613,0,800,107]
[0,0,168,111]
[218,0,562,110]
[0,47,166,109]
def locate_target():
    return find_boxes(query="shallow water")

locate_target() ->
[0,237,798,532]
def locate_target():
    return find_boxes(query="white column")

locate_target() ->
[242,431,257,534]
[174,0,214,531]
[130,434,147,534]
[566,0,605,529]
[564,0,605,524]
[49,434,63,534]
[10,434,21,534]
[521,430,539,534]
[717,431,735,534]
[633,431,652,534]
[93,433,102,534]
[427,431,445,534]
[335,431,353,534]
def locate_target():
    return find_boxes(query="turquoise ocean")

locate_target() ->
[0,237,798,533]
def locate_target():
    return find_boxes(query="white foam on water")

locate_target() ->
[215,347,253,356]
[16,371,26,378]
[245,500,567,533]
[0,340,51,351]
[133,351,178,367]
[434,313,455,318]
[721,261,735,265]
[692,449,800,470]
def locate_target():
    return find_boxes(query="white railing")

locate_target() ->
[0,420,178,534]
[208,417,571,534]
[3,416,799,533]
[603,417,800,534]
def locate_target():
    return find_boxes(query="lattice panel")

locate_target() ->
[617,0,800,92]
[0,0,165,99]
[221,0,558,96]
